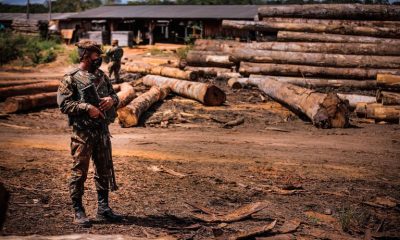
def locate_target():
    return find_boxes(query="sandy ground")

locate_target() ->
[0,44,399,239]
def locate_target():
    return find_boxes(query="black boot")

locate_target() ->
[96,190,123,222]
[72,198,91,228]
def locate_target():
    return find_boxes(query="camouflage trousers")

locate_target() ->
[108,62,121,83]
[69,127,111,201]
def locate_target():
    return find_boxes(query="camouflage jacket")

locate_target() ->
[106,46,123,62]
[57,68,119,130]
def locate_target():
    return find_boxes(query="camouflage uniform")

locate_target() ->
[57,68,119,203]
[106,45,124,83]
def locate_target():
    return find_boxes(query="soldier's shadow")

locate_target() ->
[92,214,197,229]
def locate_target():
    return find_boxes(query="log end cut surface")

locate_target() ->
[203,85,227,106]
[314,93,350,128]
[117,107,139,128]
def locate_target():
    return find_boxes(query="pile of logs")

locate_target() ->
[183,3,400,126]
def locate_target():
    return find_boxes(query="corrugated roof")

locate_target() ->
[0,12,77,21]
[69,5,258,20]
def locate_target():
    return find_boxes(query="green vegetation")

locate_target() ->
[0,32,62,66]
[68,48,80,64]
[175,44,193,60]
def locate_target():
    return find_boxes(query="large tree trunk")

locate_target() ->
[229,75,376,90]
[3,92,57,113]
[261,17,400,28]
[116,83,136,109]
[186,52,235,68]
[376,91,400,105]
[356,102,400,123]
[184,66,233,77]
[222,20,400,38]
[248,76,349,128]
[239,62,400,80]
[124,63,198,81]
[142,75,226,106]
[258,4,400,20]
[117,86,170,128]
[377,74,400,90]
[277,31,400,45]
[0,81,59,101]
[229,49,400,68]
[336,93,376,109]
[195,40,400,56]
[0,79,48,88]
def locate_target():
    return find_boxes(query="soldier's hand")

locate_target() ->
[88,105,105,119]
[99,97,114,111]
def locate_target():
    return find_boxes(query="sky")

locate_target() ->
[1,0,399,5]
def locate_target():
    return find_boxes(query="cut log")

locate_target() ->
[336,93,376,109]
[261,17,400,28]
[142,75,226,106]
[277,31,400,45]
[0,79,48,88]
[186,52,235,68]
[124,63,198,81]
[355,103,400,123]
[377,74,400,90]
[239,62,400,80]
[376,91,400,105]
[116,83,136,109]
[117,86,170,128]
[184,66,232,77]
[246,75,376,90]
[229,49,400,69]
[248,76,349,128]
[0,81,59,101]
[258,4,400,20]
[195,40,400,56]
[222,20,400,38]
[229,75,376,90]
[3,92,57,113]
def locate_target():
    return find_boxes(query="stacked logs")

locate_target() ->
[11,18,48,37]
[192,3,400,125]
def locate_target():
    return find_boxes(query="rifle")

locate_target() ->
[81,83,118,191]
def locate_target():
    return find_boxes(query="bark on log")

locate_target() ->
[277,31,400,45]
[0,81,59,101]
[3,92,57,113]
[184,66,232,77]
[229,49,400,68]
[376,91,400,105]
[124,63,198,81]
[0,79,48,88]
[250,75,376,89]
[222,20,400,38]
[336,93,376,109]
[261,17,400,28]
[258,4,400,20]
[377,74,400,90]
[195,39,400,56]
[355,102,400,123]
[248,76,349,128]
[228,75,376,90]
[116,83,136,109]
[117,86,170,128]
[239,62,400,80]
[142,75,226,106]
[186,52,235,68]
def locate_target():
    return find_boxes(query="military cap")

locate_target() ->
[75,40,103,54]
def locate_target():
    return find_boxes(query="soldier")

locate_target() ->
[106,39,124,83]
[57,40,122,228]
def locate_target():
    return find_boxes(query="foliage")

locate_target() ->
[175,44,193,59]
[0,32,61,66]
[68,48,80,64]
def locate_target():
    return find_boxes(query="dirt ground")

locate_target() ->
[0,44,399,240]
